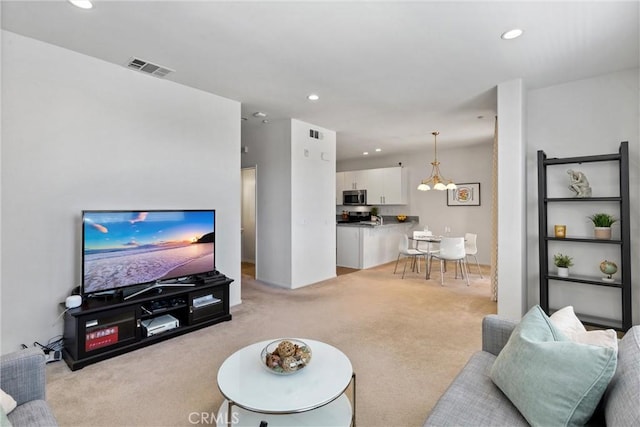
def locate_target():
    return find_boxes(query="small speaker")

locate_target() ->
[66,295,82,309]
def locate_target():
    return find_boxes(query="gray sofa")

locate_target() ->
[0,348,58,426]
[425,315,640,426]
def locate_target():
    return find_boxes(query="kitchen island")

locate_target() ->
[336,221,416,269]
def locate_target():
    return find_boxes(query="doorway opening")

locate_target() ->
[241,167,256,279]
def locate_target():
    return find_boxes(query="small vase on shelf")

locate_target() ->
[594,227,612,240]
[588,213,616,240]
[553,253,573,278]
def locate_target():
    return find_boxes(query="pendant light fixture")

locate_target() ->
[417,131,457,191]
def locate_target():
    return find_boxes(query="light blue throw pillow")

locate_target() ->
[490,305,617,427]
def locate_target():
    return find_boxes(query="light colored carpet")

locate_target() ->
[46,261,496,427]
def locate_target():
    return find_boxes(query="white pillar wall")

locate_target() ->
[241,118,337,289]
[497,78,527,321]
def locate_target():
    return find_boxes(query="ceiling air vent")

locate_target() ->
[126,57,174,78]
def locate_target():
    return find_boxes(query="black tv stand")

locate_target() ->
[62,275,233,370]
[122,280,196,300]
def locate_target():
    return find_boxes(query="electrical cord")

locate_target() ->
[47,335,64,351]
[52,307,71,325]
[20,337,64,356]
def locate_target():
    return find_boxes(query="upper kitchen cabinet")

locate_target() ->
[367,167,408,205]
[342,170,370,190]
[336,167,408,205]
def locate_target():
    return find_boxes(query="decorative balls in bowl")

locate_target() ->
[396,215,407,222]
[261,339,312,375]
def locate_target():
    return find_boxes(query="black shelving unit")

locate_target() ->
[537,142,631,331]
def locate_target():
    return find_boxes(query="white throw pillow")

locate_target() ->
[550,306,618,351]
[0,388,16,414]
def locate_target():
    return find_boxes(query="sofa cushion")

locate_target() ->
[490,305,617,427]
[424,351,528,426]
[604,326,640,426]
[6,400,57,427]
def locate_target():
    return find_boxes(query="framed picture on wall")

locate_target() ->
[447,183,480,206]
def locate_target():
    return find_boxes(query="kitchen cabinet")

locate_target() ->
[336,226,361,268]
[367,167,407,205]
[361,224,408,267]
[336,223,412,269]
[537,142,631,331]
[336,167,407,205]
[342,170,369,191]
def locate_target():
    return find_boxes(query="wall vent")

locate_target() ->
[126,57,174,78]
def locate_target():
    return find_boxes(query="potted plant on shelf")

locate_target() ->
[588,213,617,240]
[553,253,573,278]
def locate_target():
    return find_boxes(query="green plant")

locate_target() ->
[370,206,379,217]
[553,253,574,268]
[588,213,617,227]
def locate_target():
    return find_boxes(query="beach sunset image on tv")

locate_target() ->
[83,210,215,294]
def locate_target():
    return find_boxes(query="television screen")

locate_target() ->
[82,210,215,295]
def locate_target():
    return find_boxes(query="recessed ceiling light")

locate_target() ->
[241,117,248,121]
[501,29,523,40]
[253,112,267,118]
[307,94,320,101]
[68,0,93,9]
[375,148,382,152]
[363,152,369,155]
[262,119,269,124]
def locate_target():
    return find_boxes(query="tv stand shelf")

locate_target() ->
[62,276,233,370]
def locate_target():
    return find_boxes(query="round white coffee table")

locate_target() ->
[216,338,356,427]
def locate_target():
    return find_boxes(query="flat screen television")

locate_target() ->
[82,210,215,297]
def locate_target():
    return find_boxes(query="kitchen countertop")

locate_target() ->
[336,221,416,227]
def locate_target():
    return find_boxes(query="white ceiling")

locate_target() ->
[2,1,638,160]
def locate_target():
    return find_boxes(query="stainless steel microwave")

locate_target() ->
[343,190,367,205]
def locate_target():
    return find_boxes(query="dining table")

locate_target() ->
[409,235,442,279]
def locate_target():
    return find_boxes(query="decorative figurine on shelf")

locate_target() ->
[567,169,592,197]
[599,260,618,283]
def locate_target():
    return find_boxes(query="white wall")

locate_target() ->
[497,79,527,320]
[241,119,337,289]
[0,20,4,354]
[1,31,242,353]
[337,142,494,265]
[526,68,640,324]
[290,119,337,288]
[241,120,292,286]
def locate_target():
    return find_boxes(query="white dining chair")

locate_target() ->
[428,236,470,286]
[394,234,426,279]
[464,232,483,278]
[413,230,439,276]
